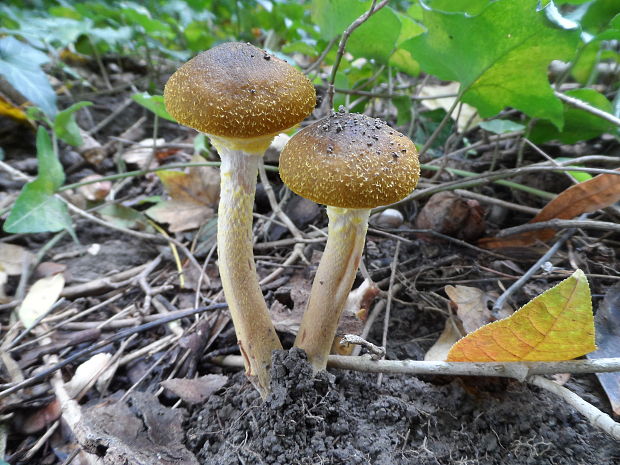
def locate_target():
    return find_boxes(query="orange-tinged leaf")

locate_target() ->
[447,269,596,362]
[480,171,620,248]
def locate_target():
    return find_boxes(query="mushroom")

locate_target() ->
[279,110,420,371]
[164,42,316,396]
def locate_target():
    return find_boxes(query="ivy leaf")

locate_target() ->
[3,127,72,234]
[447,270,596,362]
[403,0,580,128]
[54,101,93,147]
[0,36,57,118]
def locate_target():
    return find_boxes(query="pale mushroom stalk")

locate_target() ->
[280,111,420,372]
[164,42,315,396]
[213,137,281,395]
[296,206,370,370]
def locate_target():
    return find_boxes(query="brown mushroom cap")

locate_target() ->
[164,42,316,139]
[279,112,420,209]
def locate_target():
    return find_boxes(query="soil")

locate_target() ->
[186,349,618,465]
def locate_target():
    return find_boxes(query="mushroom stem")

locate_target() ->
[216,141,282,397]
[294,206,370,372]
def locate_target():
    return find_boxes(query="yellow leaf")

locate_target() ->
[0,95,30,124]
[447,269,596,362]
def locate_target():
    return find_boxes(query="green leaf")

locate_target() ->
[3,128,72,234]
[348,7,401,62]
[54,101,92,146]
[403,0,580,128]
[311,0,367,40]
[132,92,176,122]
[423,0,491,15]
[35,127,64,189]
[581,0,620,34]
[555,158,593,182]
[3,181,72,233]
[530,89,616,143]
[0,36,57,118]
[479,119,526,134]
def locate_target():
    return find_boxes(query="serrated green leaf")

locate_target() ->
[530,88,616,143]
[311,0,367,40]
[403,0,580,128]
[0,36,57,118]
[132,92,176,122]
[479,119,526,134]
[348,7,401,62]
[54,101,92,146]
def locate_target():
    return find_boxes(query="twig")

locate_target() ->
[304,36,339,74]
[554,90,620,127]
[454,189,540,215]
[326,0,391,109]
[340,335,385,359]
[0,304,227,400]
[218,354,620,379]
[498,219,620,237]
[492,225,579,313]
[419,92,463,158]
[378,241,400,386]
[529,375,620,440]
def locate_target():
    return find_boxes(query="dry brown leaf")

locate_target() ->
[445,285,495,333]
[18,273,65,328]
[121,138,166,168]
[161,374,228,404]
[480,170,620,248]
[146,155,220,232]
[419,82,481,132]
[269,273,372,340]
[65,353,113,398]
[15,399,61,434]
[424,318,462,361]
[76,174,112,201]
[0,243,34,275]
[0,271,7,303]
[415,192,485,241]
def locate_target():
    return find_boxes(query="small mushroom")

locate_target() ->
[279,111,420,371]
[164,42,316,396]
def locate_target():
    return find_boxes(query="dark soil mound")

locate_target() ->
[186,349,618,465]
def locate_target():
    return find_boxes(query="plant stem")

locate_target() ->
[294,207,370,372]
[217,146,282,396]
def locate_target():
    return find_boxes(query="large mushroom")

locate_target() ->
[279,110,420,372]
[164,42,316,396]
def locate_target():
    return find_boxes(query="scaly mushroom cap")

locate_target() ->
[279,112,420,209]
[164,42,316,139]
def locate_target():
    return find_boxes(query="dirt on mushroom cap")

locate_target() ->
[164,42,316,139]
[279,111,420,209]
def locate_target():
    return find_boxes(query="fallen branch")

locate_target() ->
[497,218,620,237]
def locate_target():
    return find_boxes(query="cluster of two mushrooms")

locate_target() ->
[164,42,419,397]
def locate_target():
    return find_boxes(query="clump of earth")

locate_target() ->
[186,349,617,465]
